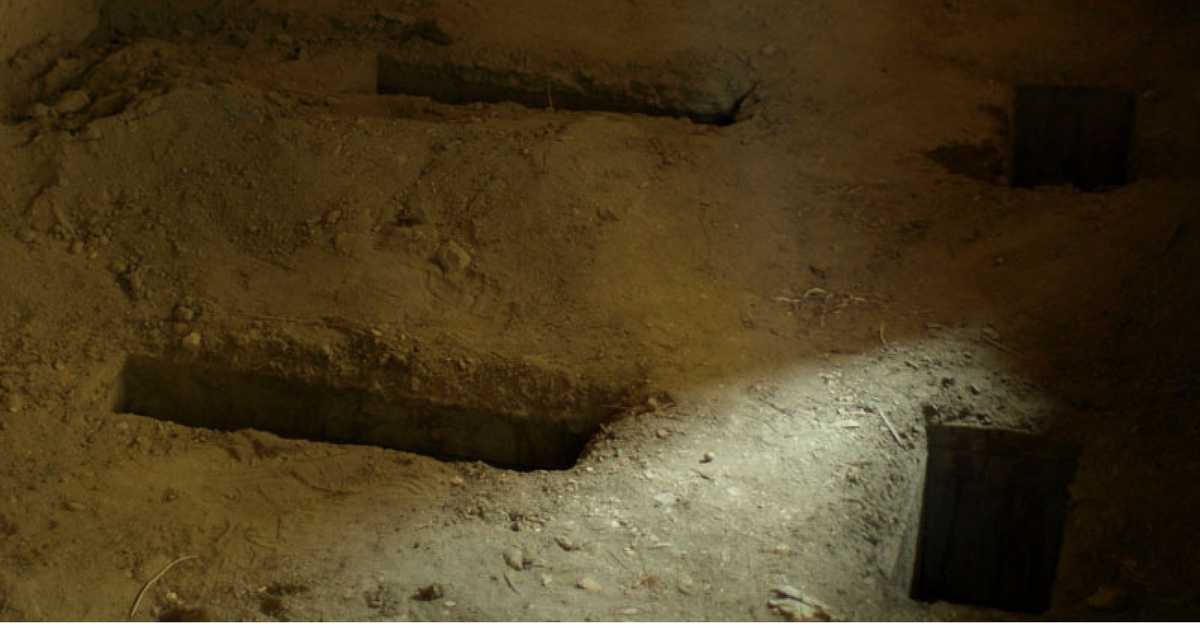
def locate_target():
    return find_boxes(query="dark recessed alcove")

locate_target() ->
[910,425,1081,613]
[1012,85,1135,191]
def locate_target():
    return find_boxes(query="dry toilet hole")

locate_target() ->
[908,425,1081,613]
[1013,85,1135,191]
[925,84,1135,190]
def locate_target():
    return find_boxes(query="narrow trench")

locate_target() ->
[377,54,754,126]
[113,354,625,471]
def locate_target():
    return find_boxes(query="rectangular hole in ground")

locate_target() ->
[1013,85,1135,191]
[376,54,752,126]
[113,354,619,471]
[908,425,1081,613]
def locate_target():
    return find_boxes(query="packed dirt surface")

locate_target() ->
[2,0,1199,621]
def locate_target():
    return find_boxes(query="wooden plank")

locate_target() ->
[1012,85,1133,191]
[911,425,1080,612]
[1014,85,1081,188]
[1077,89,1135,190]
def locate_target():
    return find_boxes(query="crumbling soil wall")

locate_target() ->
[0,0,99,112]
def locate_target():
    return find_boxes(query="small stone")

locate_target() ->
[653,492,677,506]
[53,90,91,114]
[576,577,602,592]
[6,393,23,413]
[701,452,715,463]
[655,428,670,439]
[413,583,444,601]
[1086,586,1129,610]
[540,574,553,587]
[503,547,525,571]
[173,305,196,322]
[442,600,456,608]
[181,332,202,352]
[64,501,84,512]
[449,476,465,487]
[69,240,85,255]
[432,241,471,274]
[554,536,578,551]
[30,103,51,119]
[324,210,341,225]
[16,229,39,245]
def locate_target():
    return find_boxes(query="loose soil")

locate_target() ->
[1,0,1199,621]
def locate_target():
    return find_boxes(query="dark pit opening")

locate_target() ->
[909,425,1081,613]
[1012,85,1135,191]
[377,54,752,126]
[114,355,623,471]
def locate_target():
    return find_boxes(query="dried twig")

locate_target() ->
[503,571,520,594]
[129,555,198,619]
[981,334,1027,359]
[876,409,903,448]
[773,288,828,304]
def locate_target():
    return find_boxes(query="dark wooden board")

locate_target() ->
[1013,85,1134,191]
[911,425,1080,612]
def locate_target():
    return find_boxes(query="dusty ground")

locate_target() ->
[1,0,1199,621]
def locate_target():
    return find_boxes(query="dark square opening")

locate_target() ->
[1012,85,1135,191]
[910,425,1080,613]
